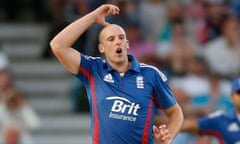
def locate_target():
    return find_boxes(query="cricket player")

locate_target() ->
[50,4,183,144]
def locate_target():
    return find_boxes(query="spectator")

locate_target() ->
[138,0,167,40]
[183,0,207,44]
[157,0,185,42]
[207,72,234,112]
[157,20,197,77]
[184,0,206,22]
[126,20,158,66]
[170,55,210,117]
[203,13,240,79]
[0,52,40,144]
[196,0,228,45]
[2,124,21,144]
[0,87,40,144]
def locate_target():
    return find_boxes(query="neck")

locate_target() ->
[111,60,131,73]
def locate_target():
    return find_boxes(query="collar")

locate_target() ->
[228,109,239,121]
[104,55,140,73]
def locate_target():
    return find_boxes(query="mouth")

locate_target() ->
[116,48,122,54]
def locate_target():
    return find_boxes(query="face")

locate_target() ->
[0,70,12,90]
[222,16,239,38]
[231,90,240,113]
[4,126,20,144]
[98,24,129,66]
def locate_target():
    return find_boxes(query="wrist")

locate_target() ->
[88,11,98,23]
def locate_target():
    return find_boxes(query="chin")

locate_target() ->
[114,57,126,65]
[108,54,127,64]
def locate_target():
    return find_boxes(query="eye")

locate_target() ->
[107,36,114,41]
[108,38,114,41]
[119,35,125,40]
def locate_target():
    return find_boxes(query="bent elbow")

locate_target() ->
[49,40,63,56]
[49,40,58,52]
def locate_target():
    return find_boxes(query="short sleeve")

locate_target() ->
[198,111,223,132]
[153,69,176,109]
[75,54,99,82]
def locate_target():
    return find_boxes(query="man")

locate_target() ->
[181,77,240,144]
[50,4,183,144]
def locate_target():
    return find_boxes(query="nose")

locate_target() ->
[115,38,122,45]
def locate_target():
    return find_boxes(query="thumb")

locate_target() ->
[153,125,160,134]
[101,21,110,27]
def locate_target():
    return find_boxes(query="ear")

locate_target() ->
[126,40,130,49]
[98,44,105,53]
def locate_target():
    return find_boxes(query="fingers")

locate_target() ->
[159,125,172,143]
[94,4,120,26]
[153,125,172,144]
[107,5,120,15]
[153,125,160,134]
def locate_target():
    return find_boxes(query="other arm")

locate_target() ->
[153,103,184,144]
[181,118,200,133]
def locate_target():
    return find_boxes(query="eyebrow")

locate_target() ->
[106,34,125,39]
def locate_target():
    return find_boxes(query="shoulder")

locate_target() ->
[139,63,168,82]
[198,110,225,126]
[82,54,103,62]
[81,54,105,66]
[206,110,226,119]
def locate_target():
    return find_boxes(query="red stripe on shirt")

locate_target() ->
[142,97,153,144]
[200,130,225,144]
[79,67,99,144]
[153,94,163,109]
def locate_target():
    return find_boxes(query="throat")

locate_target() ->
[119,72,125,77]
[112,60,131,73]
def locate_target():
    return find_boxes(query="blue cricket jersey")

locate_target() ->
[76,54,176,144]
[198,110,240,144]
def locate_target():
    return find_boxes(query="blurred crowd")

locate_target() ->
[0,48,40,144]
[1,0,240,143]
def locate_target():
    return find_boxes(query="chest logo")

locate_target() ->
[136,76,144,89]
[106,96,141,122]
[104,73,114,83]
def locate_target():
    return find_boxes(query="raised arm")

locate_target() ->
[50,4,120,74]
[153,103,184,144]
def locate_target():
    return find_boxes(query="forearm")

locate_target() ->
[49,11,97,74]
[50,12,97,49]
[166,104,184,139]
[181,118,200,133]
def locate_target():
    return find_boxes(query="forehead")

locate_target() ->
[100,25,126,39]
